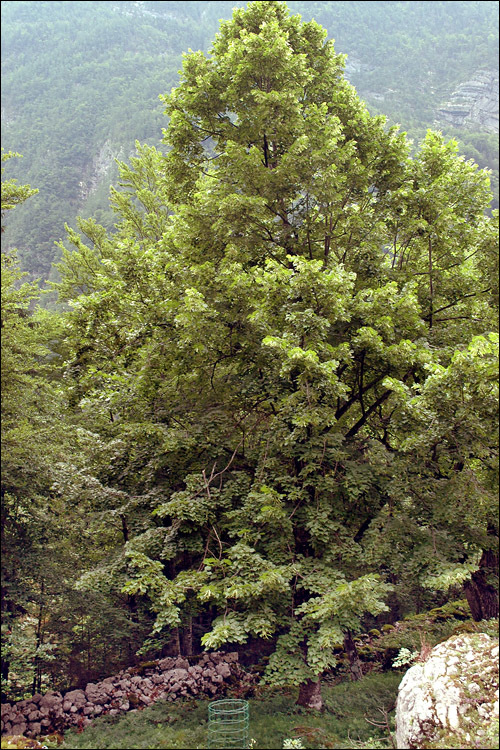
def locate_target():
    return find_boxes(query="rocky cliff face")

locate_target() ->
[437,70,499,133]
[395,633,499,749]
[78,140,125,202]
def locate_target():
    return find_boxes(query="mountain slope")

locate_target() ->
[1,0,498,281]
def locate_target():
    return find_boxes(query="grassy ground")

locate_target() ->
[59,672,401,750]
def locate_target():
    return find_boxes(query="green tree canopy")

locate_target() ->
[1,153,149,700]
[56,1,498,708]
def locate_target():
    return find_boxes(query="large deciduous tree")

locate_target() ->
[57,1,498,708]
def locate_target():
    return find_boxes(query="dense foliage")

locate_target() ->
[50,0,499,707]
[0,0,498,713]
[1,0,498,281]
[1,153,153,701]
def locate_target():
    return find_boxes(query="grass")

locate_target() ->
[58,672,402,750]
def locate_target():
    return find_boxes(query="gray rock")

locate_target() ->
[84,682,98,696]
[27,721,41,737]
[437,70,499,132]
[168,668,189,683]
[158,658,176,671]
[0,650,251,739]
[64,689,86,706]
[39,691,62,712]
[216,663,231,678]
[11,722,27,735]
[396,633,499,749]
[52,703,65,718]
[85,684,108,704]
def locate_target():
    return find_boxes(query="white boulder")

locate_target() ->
[396,633,499,749]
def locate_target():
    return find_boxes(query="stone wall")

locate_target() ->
[395,633,499,749]
[1,651,253,740]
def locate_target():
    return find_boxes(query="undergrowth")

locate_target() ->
[5,611,497,749]
[57,672,402,749]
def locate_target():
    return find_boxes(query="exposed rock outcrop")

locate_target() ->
[1,651,253,740]
[78,139,124,200]
[437,70,499,133]
[395,633,499,749]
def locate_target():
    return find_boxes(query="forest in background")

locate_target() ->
[1,0,498,283]
[1,0,498,727]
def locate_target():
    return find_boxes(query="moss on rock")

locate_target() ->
[1,738,45,750]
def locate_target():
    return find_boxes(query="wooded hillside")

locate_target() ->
[1,0,498,281]
[2,3,498,718]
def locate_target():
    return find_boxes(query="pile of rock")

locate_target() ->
[395,633,499,749]
[1,651,253,739]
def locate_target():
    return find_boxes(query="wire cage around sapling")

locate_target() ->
[207,698,250,749]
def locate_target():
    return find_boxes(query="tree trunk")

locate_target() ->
[296,677,323,710]
[173,627,182,656]
[181,617,193,657]
[1,655,9,691]
[32,579,45,695]
[343,629,363,681]
[464,547,499,621]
